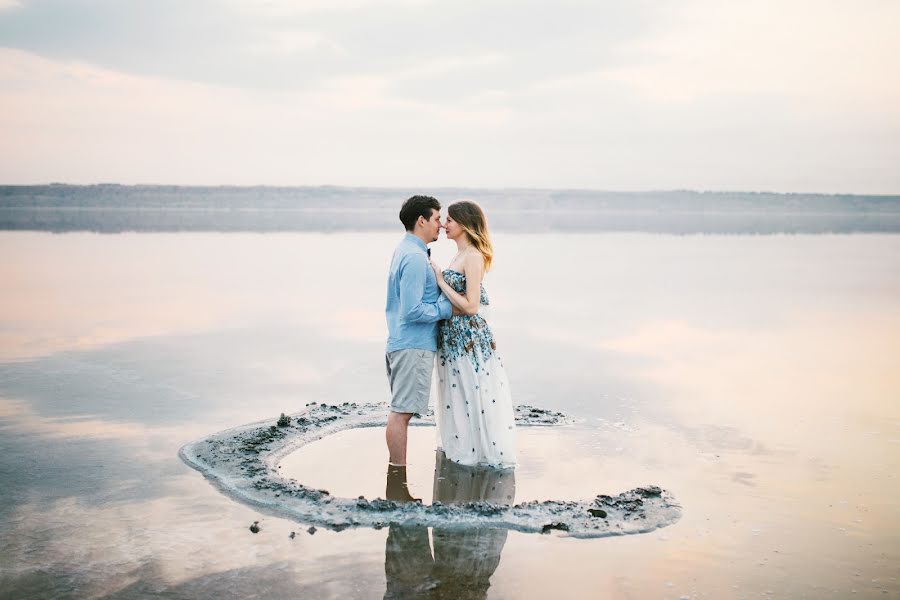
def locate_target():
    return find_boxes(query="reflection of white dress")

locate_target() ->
[435,270,517,468]
[430,449,515,598]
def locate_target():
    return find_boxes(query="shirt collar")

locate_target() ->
[405,233,428,252]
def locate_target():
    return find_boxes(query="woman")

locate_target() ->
[430,201,517,468]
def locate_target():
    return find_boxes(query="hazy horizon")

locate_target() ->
[3,182,900,196]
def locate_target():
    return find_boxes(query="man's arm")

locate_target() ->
[399,254,453,323]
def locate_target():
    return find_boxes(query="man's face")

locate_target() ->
[425,208,442,242]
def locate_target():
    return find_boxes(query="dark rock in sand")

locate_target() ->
[289,531,295,539]
[277,413,291,427]
[307,526,317,535]
[542,522,570,533]
[635,486,662,498]
[465,501,509,516]
[358,498,399,512]
[249,521,260,534]
[588,508,607,518]
[514,405,569,426]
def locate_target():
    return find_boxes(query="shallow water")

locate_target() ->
[278,426,676,510]
[1,231,899,598]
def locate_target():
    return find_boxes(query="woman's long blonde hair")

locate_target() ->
[448,200,493,272]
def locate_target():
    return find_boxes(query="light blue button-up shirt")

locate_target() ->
[385,233,452,353]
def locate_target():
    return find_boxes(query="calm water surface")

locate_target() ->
[1,231,898,598]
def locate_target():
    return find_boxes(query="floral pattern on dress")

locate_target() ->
[438,270,496,372]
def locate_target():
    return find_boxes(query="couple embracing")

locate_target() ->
[384,195,517,474]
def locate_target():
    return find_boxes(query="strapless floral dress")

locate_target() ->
[435,270,516,468]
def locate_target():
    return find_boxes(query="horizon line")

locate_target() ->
[1,183,898,198]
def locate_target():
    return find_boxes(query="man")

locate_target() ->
[384,195,452,466]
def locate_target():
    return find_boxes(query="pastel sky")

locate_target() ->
[1,0,898,192]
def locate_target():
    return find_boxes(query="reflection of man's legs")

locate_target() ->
[384,524,433,599]
[385,463,417,503]
[384,463,433,599]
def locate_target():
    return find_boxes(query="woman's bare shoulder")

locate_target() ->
[464,249,485,269]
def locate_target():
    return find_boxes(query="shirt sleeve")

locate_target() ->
[399,253,449,323]
[437,293,452,320]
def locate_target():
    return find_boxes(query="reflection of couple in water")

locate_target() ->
[384,450,515,599]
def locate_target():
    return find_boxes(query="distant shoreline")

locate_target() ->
[2,185,899,233]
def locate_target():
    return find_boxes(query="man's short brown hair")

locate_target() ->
[399,195,441,231]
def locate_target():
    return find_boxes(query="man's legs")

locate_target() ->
[385,348,433,465]
[386,411,414,465]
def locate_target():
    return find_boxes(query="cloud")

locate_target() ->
[598,0,900,115]
[0,0,897,190]
[0,47,527,185]
[242,29,347,57]
[0,0,656,93]
[224,0,438,17]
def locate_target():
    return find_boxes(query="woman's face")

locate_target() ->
[444,214,463,241]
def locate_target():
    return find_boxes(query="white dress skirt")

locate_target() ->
[435,270,517,468]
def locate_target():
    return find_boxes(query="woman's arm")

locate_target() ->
[431,252,484,316]
[400,253,453,322]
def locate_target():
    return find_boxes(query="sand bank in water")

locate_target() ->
[179,403,681,538]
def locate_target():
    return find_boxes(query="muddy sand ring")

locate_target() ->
[179,403,682,538]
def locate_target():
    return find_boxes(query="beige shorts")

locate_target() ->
[385,348,435,416]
